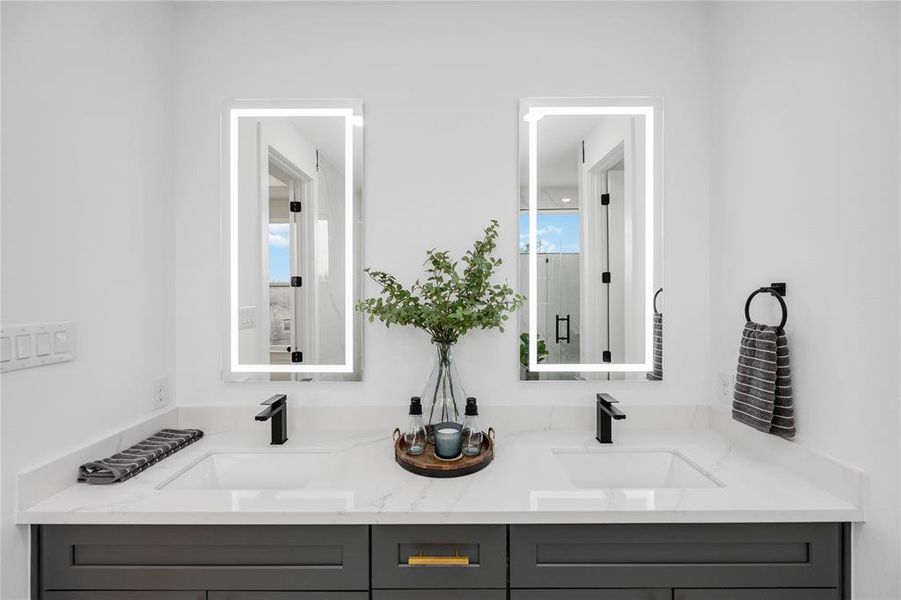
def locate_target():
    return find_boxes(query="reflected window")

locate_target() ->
[519,211,580,254]
[269,285,292,347]
[268,223,290,283]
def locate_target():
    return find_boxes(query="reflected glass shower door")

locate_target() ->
[519,210,581,378]
[538,253,581,366]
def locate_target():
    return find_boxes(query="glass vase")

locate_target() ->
[422,340,466,427]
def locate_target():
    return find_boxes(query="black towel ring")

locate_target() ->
[744,285,788,330]
[653,288,663,315]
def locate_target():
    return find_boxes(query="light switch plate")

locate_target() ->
[0,322,75,372]
[35,332,52,356]
[15,334,33,359]
[54,329,69,354]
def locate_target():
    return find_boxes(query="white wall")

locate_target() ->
[173,1,714,407]
[0,3,175,598]
[708,4,901,598]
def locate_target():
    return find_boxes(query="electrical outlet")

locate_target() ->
[718,372,734,402]
[239,306,256,330]
[150,376,170,411]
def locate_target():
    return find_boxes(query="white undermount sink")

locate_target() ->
[160,452,332,490]
[552,449,723,489]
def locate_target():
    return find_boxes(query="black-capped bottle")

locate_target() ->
[461,397,483,456]
[404,397,427,455]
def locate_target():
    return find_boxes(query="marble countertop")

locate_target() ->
[17,424,862,525]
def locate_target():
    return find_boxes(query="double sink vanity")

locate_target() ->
[15,98,860,599]
[20,403,860,600]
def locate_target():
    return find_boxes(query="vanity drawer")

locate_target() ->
[371,524,506,589]
[209,594,369,600]
[510,523,842,589]
[373,591,506,600]
[675,591,840,600]
[512,591,671,600]
[40,525,369,591]
[44,594,205,600]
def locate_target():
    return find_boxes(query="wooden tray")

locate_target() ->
[393,427,495,478]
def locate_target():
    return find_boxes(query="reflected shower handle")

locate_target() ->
[555,314,571,344]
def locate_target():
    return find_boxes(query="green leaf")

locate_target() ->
[357,220,526,343]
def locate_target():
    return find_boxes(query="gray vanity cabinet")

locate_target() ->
[33,523,850,600]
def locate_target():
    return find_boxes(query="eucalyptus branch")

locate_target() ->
[356,220,525,345]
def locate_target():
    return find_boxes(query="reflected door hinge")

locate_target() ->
[602,350,612,363]
[315,149,319,172]
[290,201,302,213]
[601,193,610,206]
[602,272,611,284]
[291,351,303,363]
[290,276,303,287]
[581,140,585,164]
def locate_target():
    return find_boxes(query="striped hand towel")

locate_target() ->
[78,428,204,484]
[646,312,663,380]
[732,322,795,438]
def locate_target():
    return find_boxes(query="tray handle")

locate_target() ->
[487,427,495,443]
[392,428,402,442]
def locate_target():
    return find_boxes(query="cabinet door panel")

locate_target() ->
[209,594,369,600]
[512,590,671,600]
[675,591,839,600]
[44,594,204,600]
[511,523,841,589]
[41,525,368,591]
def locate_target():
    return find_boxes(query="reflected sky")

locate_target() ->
[519,212,580,254]
[269,223,290,282]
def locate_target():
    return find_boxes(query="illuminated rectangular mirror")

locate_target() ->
[519,98,663,381]
[224,99,362,381]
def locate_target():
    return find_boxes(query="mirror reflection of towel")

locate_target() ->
[646,312,663,380]
[732,322,795,438]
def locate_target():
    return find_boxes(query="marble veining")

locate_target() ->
[17,423,862,525]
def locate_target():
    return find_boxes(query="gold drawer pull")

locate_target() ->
[407,552,470,566]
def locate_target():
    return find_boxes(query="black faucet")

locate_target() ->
[256,394,288,445]
[596,393,626,444]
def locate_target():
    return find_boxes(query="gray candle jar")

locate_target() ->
[432,422,463,459]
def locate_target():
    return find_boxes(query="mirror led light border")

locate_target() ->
[528,105,656,373]
[229,107,356,373]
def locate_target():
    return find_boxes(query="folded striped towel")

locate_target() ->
[732,322,795,438]
[646,311,663,380]
[78,428,204,484]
